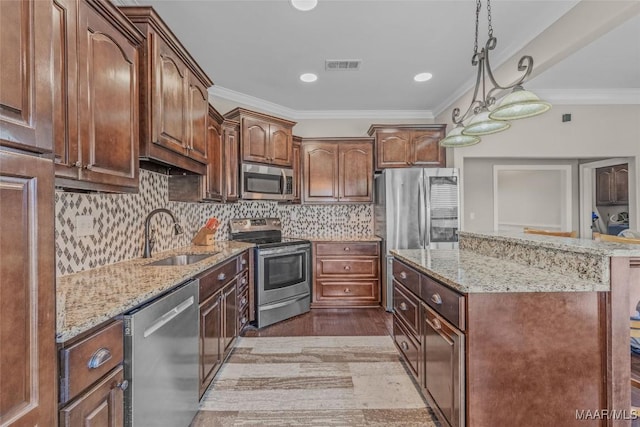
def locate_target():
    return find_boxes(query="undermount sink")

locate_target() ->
[145,252,219,266]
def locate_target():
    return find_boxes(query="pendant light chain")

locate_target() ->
[487,0,493,38]
[473,0,481,56]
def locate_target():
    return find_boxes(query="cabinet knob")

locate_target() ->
[344,265,351,271]
[115,380,129,391]
[399,271,407,279]
[343,247,350,251]
[87,348,112,369]
[74,161,83,168]
[217,273,226,281]
[399,302,408,311]
[406,161,411,165]
[241,278,247,285]
[400,341,409,351]
[241,258,247,265]
[241,297,247,305]
[344,288,351,293]
[432,318,442,330]
[431,293,442,305]
[240,317,247,325]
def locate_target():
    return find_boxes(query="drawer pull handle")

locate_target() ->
[399,302,408,311]
[431,293,443,305]
[115,380,129,391]
[344,265,351,271]
[87,348,112,369]
[344,288,351,293]
[344,247,350,251]
[399,271,407,279]
[217,273,226,281]
[432,318,442,330]
[400,341,409,351]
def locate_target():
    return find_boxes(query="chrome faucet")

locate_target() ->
[143,208,184,258]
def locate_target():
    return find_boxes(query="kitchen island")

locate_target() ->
[391,231,640,427]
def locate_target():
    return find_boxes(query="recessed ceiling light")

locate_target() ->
[300,73,318,83]
[290,0,317,12]
[414,72,433,82]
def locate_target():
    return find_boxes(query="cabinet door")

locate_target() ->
[224,123,240,201]
[187,76,209,164]
[376,132,411,168]
[424,305,465,427]
[206,115,224,201]
[303,142,339,203]
[0,0,53,153]
[269,123,292,167]
[613,164,629,204]
[292,139,301,203]
[154,38,187,155]
[223,281,238,357]
[59,366,125,427]
[77,3,139,188]
[596,167,614,205]
[411,130,446,167]
[338,142,373,202]
[52,0,79,179]
[0,151,56,427]
[242,117,271,164]
[199,292,223,396]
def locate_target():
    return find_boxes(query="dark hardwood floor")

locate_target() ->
[241,307,393,337]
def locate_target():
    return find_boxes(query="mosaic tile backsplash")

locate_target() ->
[55,170,373,276]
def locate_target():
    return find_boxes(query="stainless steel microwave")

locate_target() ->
[241,163,294,201]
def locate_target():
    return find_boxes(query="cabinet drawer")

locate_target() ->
[60,320,124,404]
[238,251,250,272]
[238,288,249,312]
[392,260,420,296]
[315,242,379,257]
[237,271,249,294]
[421,275,465,330]
[199,257,238,301]
[316,258,378,278]
[393,316,420,380]
[317,280,378,300]
[393,282,420,338]
[238,306,250,332]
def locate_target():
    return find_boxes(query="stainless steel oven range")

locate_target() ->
[230,218,311,328]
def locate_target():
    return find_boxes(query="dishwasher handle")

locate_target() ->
[143,296,195,339]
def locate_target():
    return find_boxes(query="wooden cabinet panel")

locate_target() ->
[0,151,55,426]
[317,280,379,300]
[303,142,339,202]
[316,258,378,278]
[614,164,629,204]
[596,167,613,205]
[420,274,465,331]
[223,121,240,202]
[596,163,629,206]
[270,123,292,166]
[187,77,209,164]
[199,292,222,397]
[242,117,270,164]
[338,142,373,202]
[368,125,446,169]
[59,366,125,427]
[223,282,238,357]
[156,40,188,155]
[292,136,301,204]
[315,242,379,257]
[393,316,420,379]
[393,282,420,337]
[0,0,53,153]
[206,111,224,201]
[392,260,421,297]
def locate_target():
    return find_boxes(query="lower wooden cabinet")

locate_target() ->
[311,241,380,307]
[199,289,223,395]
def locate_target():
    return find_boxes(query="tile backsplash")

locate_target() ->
[55,170,373,276]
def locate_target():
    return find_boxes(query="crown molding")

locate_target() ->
[531,88,640,105]
[209,86,434,120]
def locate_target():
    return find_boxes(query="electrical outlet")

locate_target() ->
[76,215,94,237]
[469,212,476,220]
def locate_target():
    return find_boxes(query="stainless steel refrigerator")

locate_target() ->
[374,168,459,310]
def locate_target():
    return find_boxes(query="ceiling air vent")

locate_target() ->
[325,59,361,71]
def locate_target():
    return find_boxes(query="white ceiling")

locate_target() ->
[125,0,638,116]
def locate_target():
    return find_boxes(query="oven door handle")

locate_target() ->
[258,244,310,256]
[258,293,310,311]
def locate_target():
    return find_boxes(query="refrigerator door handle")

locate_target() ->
[424,173,430,247]
[418,178,424,247]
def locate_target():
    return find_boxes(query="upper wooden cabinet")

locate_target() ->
[596,163,629,206]
[302,138,374,204]
[223,120,241,202]
[52,0,143,193]
[203,105,240,203]
[119,6,213,175]
[292,136,302,204]
[224,108,296,167]
[0,0,53,153]
[367,124,446,169]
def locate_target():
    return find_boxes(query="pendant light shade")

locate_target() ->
[489,86,551,121]
[440,125,481,148]
[462,109,510,136]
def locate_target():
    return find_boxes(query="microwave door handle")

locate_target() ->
[281,169,286,195]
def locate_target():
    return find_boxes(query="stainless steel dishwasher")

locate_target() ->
[123,279,199,427]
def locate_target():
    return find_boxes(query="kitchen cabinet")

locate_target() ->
[52,0,143,193]
[224,108,296,167]
[0,0,53,154]
[292,135,302,204]
[0,150,56,427]
[302,138,374,204]
[367,124,446,169]
[120,6,213,175]
[205,105,225,201]
[596,163,629,206]
[312,242,380,308]
[223,119,241,202]
[59,320,126,427]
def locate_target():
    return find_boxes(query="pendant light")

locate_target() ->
[440,0,551,148]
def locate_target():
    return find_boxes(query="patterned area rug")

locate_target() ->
[192,336,439,426]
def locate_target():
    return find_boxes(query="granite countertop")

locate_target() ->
[460,231,640,257]
[391,248,609,294]
[292,235,382,242]
[56,241,254,343]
